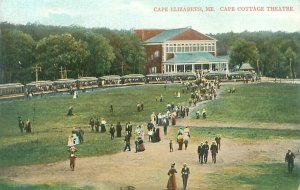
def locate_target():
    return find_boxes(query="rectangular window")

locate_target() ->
[177,65,184,72]
[185,44,189,52]
[192,44,197,52]
[211,44,215,51]
[154,50,160,58]
[177,44,181,52]
[185,65,192,72]
[169,45,174,52]
[200,44,204,51]
[150,67,157,73]
[208,43,212,51]
[195,64,202,71]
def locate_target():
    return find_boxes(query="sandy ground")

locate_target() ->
[1,121,299,190]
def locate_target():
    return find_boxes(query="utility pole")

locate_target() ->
[289,58,292,79]
[256,59,260,76]
[121,62,124,76]
[64,67,71,79]
[59,66,64,79]
[32,64,41,82]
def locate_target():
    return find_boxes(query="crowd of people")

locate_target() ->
[23,76,293,189]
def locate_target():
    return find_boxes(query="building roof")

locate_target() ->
[144,27,215,43]
[240,63,254,70]
[134,29,165,41]
[164,52,228,64]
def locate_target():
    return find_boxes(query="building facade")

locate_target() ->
[135,27,229,74]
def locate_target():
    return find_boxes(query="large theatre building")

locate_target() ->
[135,27,229,74]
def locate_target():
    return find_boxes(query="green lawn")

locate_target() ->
[0,180,94,190]
[0,83,299,189]
[192,83,300,123]
[0,83,299,167]
[207,163,300,190]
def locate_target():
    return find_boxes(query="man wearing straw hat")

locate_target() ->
[181,163,190,190]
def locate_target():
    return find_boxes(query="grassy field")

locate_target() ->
[0,180,93,190]
[207,163,300,190]
[0,83,299,189]
[0,84,192,167]
[192,83,300,123]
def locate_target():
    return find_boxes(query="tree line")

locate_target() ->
[0,22,299,84]
[211,31,299,79]
[0,22,145,83]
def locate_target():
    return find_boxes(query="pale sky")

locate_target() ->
[0,0,299,34]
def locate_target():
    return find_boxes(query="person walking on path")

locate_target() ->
[167,163,177,190]
[198,142,205,164]
[215,135,221,150]
[68,146,78,171]
[210,142,218,163]
[203,141,209,163]
[181,163,190,190]
[124,134,131,152]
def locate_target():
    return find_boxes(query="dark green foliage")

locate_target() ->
[212,31,300,78]
[0,22,146,83]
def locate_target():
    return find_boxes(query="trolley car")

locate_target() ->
[0,83,24,97]
[121,74,145,85]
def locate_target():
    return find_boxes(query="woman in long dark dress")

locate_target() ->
[167,163,177,190]
[116,122,122,137]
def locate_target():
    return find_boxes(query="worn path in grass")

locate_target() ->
[1,123,299,190]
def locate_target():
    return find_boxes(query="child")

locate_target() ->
[169,140,173,152]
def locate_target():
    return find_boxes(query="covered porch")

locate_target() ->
[163,52,229,74]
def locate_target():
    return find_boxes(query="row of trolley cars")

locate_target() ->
[0,71,256,99]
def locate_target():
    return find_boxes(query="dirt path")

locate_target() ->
[1,125,299,190]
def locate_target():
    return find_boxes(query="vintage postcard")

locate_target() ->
[0,0,299,189]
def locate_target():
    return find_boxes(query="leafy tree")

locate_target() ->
[73,31,115,77]
[0,29,35,83]
[261,46,285,78]
[285,47,297,78]
[101,30,146,75]
[35,34,90,80]
[229,38,259,70]
[119,32,146,74]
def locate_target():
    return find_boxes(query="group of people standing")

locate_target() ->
[17,117,32,133]
[197,136,221,165]
[176,127,190,150]
[89,117,107,133]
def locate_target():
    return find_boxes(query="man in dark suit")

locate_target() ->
[285,149,296,173]
[203,141,210,164]
[125,122,132,137]
[197,142,205,164]
[123,134,131,152]
[215,135,221,150]
[181,163,190,190]
[210,142,218,163]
